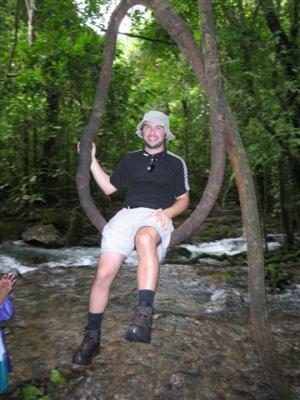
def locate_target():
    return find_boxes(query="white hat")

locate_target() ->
[136,110,175,141]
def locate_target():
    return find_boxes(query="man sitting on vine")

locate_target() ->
[73,111,190,365]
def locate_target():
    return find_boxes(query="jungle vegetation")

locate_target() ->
[1,0,299,246]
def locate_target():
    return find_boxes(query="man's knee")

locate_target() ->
[94,268,114,286]
[135,227,160,251]
[94,255,122,287]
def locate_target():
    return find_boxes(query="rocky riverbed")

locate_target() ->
[1,251,300,399]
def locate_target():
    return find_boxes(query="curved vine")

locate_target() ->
[76,0,226,247]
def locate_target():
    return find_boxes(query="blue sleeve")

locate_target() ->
[110,155,129,190]
[0,297,14,322]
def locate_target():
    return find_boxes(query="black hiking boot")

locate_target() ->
[72,328,101,365]
[125,301,153,343]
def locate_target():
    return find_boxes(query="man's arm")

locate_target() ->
[164,192,189,219]
[90,158,117,196]
[153,192,190,229]
[79,142,117,195]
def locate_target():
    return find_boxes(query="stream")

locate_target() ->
[0,237,299,399]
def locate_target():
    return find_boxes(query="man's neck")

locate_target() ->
[143,145,165,155]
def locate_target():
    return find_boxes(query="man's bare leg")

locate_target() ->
[135,226,161,290]
[73,252,125,365]
[89,252,125,313]
[125,226,160,343]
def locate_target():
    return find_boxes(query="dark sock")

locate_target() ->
[138,290,155,307]
[86,312,103,330]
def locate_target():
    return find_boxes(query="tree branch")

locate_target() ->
[290,0,299,44]
[24,0,36,45]
[5,0,21,74]
[100,27,175,45]
[259,0,290,52]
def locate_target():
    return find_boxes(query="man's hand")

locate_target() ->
[151,193,189,229]
[77,142,96,160]
[79,142,117,196]
[152,209,171,229]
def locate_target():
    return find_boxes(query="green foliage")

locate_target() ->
[17,369,66,399]
[265,263,293,293]
[6,175,46,207]
[49,369,66,386]
[21,385,45,400]
[0,0,299,236]
[224,268,236,284]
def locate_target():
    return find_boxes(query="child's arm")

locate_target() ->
[0,297,14,321]
[0,274,16,321]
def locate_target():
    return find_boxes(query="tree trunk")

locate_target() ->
[198,2,292,396]
[25,0,35,45]
[21,126,30,179]
[279,156,294,247]
[5,0,21,76]
[263,165,269,254]
[181,99,190,166]
[225,103,293,400]
[41,87,61,201]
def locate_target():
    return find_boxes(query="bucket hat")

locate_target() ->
[136,111,175,141]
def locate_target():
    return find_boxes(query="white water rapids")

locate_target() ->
[0,235,283,275]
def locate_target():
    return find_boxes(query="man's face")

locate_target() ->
[142,121,166,149]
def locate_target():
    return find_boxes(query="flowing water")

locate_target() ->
[0,238,299,400]
[0,235,283,274]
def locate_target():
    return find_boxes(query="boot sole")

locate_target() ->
[72,348,100,365]
[125,326,151,343]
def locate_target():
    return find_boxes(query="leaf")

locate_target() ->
[50,369,66,385]
[21,385,43,400]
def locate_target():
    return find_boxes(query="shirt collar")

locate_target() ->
[142,149,166,157]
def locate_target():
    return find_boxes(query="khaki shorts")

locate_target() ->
[101,207,174,262]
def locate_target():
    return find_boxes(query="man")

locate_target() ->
[73,110,189,365]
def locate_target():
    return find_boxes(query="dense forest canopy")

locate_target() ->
[0,0,299,245]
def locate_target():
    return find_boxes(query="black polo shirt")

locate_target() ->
[110,149,189,209]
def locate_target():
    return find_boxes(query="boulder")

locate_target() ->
[22,224,65,248]
[165,246,192,263]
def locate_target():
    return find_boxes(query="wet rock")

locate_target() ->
[3,263,300,399]
[65,212,83,246]
[165,246,191,263]
[206,286,249,316]
[196,257,225,267]
[169,373,186,389]
[52,376,105,400]
[22,224,65,248]
[79,234,100,247]
[0,220,24,243]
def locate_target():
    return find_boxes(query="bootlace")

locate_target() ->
[79,330,99,351]
[133,306,152,328]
